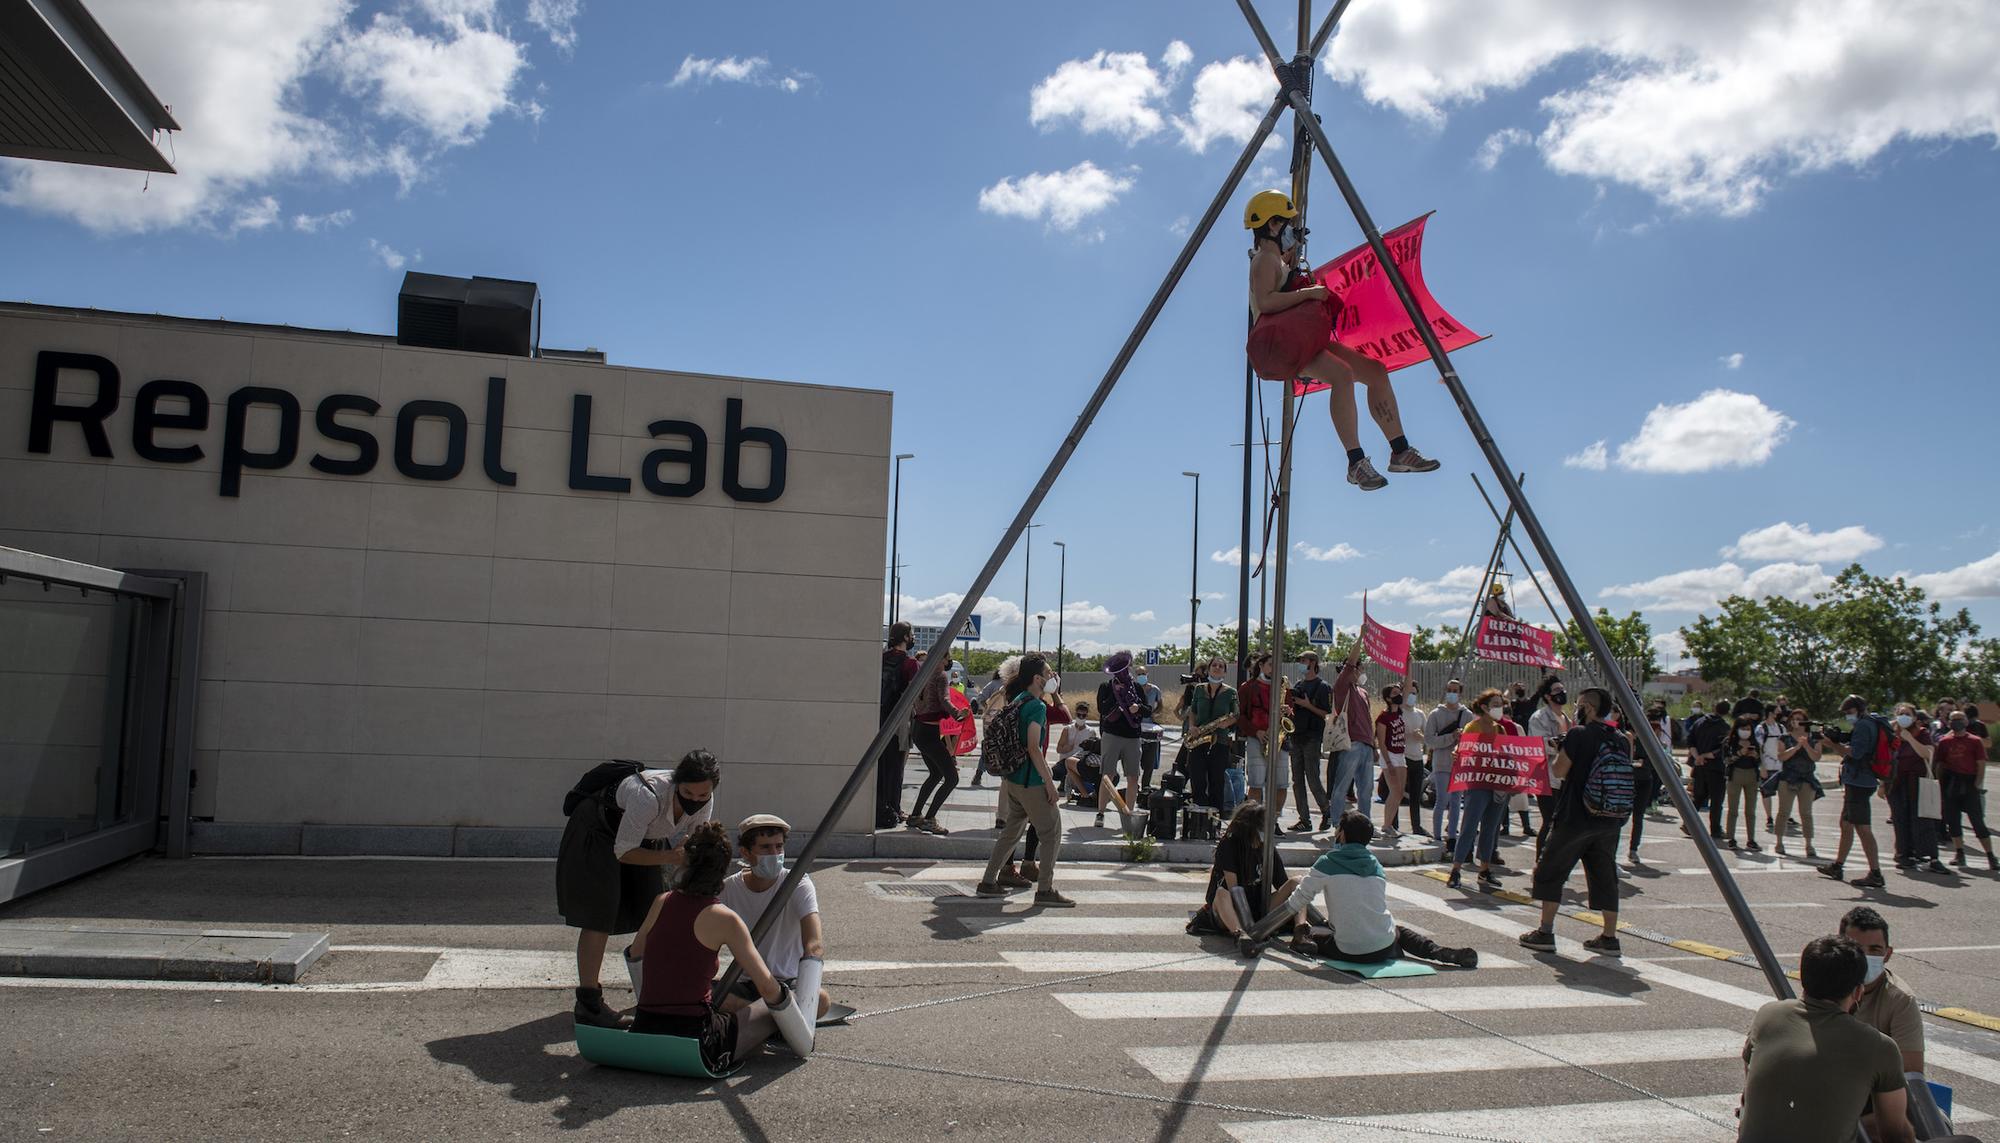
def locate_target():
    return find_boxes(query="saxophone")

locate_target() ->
[1185,712,1236,750]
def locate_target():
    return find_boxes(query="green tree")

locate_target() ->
[1409,623,1468,662]
[1561,608,1659,682]
[1194,623,1314,666]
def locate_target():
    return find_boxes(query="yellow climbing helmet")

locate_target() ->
[1243,189,1298,230]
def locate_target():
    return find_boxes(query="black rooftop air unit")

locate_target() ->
[397,273,541,358]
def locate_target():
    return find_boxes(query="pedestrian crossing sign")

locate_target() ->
[1308,617,1335,645]
[958,614,982,642]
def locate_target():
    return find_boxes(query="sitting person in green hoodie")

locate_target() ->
[1281,811,1479,968]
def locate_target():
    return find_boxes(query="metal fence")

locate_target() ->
[1403,658,1648,704]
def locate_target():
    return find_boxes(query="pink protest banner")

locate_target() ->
[1360,592,1410,676]
[1475,614,1562,669]
[1448,733,1551,796]
[944,688,977,756]
[1293,214,1485,395]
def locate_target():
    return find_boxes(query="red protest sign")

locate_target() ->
[1475,614,1561,669]
[1361,592,1410,676]
[1293,214,1485,394]
[1448,733,1551,796]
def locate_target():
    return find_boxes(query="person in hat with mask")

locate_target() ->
[717,814,831,1019]
[557,749,720,1027]
[1243,188,1439,492]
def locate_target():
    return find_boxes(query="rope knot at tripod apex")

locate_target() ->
[1275,55,1313,104]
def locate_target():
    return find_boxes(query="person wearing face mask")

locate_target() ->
[1327,643,1377,823]
[1185,656,1240,814]
[557,748,721,1027]
[1767,708,1826,861]
[1242,188,1439,493]
[1723,713,1766,853]
[1838,907,1926,1079]
[976,654,1076,907]
[717,815,831,1020]
[1136,666,1166,793]
[1884,702,1946,875]
[1821,695,1890,889]
[1424,679,1475,849]
[1936,712,1997,870]
[1524,679,1572,862]
[1626,704,1675,862]
[1738,935,1921,1143]
[1446,689,1519,892]
[1374,682,1412,840]
[1518,687,1626,957]
[1287,652,1334,833]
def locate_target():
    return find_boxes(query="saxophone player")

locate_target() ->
[1186,656,1240,812]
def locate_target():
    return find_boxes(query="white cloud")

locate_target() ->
[1476,127,1530,170]
[667,55,811,93]
[1901,550,2000,600]
[1652,630,1690,670]
[1128,610,1157,623]
[1324,0,2000,215]
[1202,591,1228,602]
[1030,49,1174,143]
[1352,564,1488,608]
[1562,440,1608,471]
[1159,621,1222,642]
[527,0,583,53]
[292,208,354,232]
[0,0,540,234]
[1599,560,1830,612]
[1173,57,1277,153]
[1161,40,1194,79]
[1721,352,1745,370]
[367,238,412,270]
[1057,600,1117,633]
[1611,389,1794,474]
[1295,541,1362,562]
[977,161,1134,232]
[896,592,1026,631]
[1723,522,1883,563]
[229,195,281,234]
[325,7,528,146]
[1209,546,1243,567]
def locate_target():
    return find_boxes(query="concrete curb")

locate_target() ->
[0,923,330,984]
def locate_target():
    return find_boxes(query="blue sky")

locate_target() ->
[5,0,1998,669]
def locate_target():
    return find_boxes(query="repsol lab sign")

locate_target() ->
[26,350,787,501]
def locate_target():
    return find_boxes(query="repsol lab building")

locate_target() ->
[0,276,889,893]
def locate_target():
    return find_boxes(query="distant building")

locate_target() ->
[1641,672,1712,702]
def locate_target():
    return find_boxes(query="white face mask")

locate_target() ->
[1895,713,1915,728]
[1864,954,1886,985]
[1046,674,1061,694]
[754,853,784,880]
[1487,704,1504,718]
[1445,691,1460,705]
[1357,673,1369,688]
[1135,674,1147,685]
[1738,729,1752,739]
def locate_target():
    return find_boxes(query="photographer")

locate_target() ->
[1820,695,1890,889]
[1766,708,1826,860]
[1684,699,1731,841]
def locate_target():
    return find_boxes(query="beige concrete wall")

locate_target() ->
[0,308,890,842]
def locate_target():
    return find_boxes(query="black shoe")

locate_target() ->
[1518,928,1557,953]
[1289,821,1313,833]
[1446,869,1462,888]
[1926,859,1951,875]
[1488,854,1506,867]
[1236,934,1261,958]
[1441,946,1479,969]
[1851,869,1886,888]
[1817,862,1845,881]
[1094,812,1105,828]
[1319,816,1332,832]
[1583,935,1622,957]
[573,987,625,1028]
[1477,870,1502,890]
[1953,850,1969,868]
[1989,851,1998,872]
[1895,856,1916,869]
[1742,841,1762,853]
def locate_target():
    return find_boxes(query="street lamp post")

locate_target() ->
[1052,540,1067,674]
[1036,614,1047,651]
[1022,522,1042,653]
[1182,471,1200,676]
[889,452,914,625]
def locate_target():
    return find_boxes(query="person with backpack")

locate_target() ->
[1819,694,1891,889]
[1683,699,1731,841]
[1518,687,1629,957]
[877,623,922,828]
[556,749,721,1027]
[975,654,1076,907]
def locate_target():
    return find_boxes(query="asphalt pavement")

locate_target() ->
[6,777,2000,1141]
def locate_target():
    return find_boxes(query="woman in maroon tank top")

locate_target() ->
[629,822,784,1070]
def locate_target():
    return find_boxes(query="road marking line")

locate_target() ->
[954,915,1192,935]
[935,889,1204,906]
[899,865,1203,883]
[998,950,1528,973]
[1223,1094,1742,1142]
[1128,1027,1742,1083]
[1056,984,1644,1020]
[1636,902,1825,910]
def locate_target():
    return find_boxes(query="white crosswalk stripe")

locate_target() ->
[1056,983,1644,1020]
[996,950,1530,973]
[1222,1095,1993,1142]
[1128,1027,1743,1083]
[937,889,1205,906]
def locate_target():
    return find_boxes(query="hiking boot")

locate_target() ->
[573,987,625,1029]
[1441,946,1479,969]
[1518,928,1557,953]
[1386,447,1441,473]
[1817,862,1845,881]
[1583,935,1622,957]
[1346,456,1388,491]
[1851,869,1886,889]
[997,866,1032,890]
[975,881,1008,898]
[1034,889,1077,908]
[1236,934,1261,958]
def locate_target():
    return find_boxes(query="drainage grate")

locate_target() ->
[866,881,975,900]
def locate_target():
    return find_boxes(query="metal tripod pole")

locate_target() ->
[1447,493,1516,683]
[1286,95,1793,998]
[1471,472,1572,641]
[712,91,1293,1007]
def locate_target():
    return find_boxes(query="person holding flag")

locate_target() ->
[1445,689,1521,891]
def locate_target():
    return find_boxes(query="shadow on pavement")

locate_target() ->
[1152,951,1260,1143]
[425,1012,797,1133]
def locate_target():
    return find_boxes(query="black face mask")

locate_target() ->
[676,794,709,817]
[1550,693,1567,704]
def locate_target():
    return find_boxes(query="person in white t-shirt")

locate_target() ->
[717,814,830,1018]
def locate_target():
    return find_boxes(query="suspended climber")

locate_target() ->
[1243,190,1439,492]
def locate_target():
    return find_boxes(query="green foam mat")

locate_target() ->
[1321,956,1437,979]
[574,1022,741,1079]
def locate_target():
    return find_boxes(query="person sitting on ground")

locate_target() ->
[717,815,831,1019]
[1199,800,1301,958]
[1839,906,1925,1079]
[627,822,785,1073]
[1735,934,1978,1143]
[1284,811,1478,969]
[1241,188,1439,492]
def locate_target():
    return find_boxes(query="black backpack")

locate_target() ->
[562,759,645,818]
[880,651,910,716]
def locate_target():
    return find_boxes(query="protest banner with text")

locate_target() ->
[1474,614,1561,669]
[1448,733,1552,796]
[1361,592,1411,676]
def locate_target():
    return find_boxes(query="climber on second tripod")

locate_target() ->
[1243,189,1439,492]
